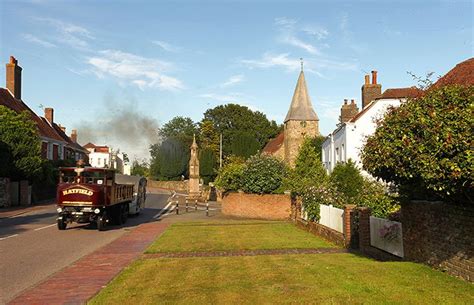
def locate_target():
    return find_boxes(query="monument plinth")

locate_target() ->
[187,135,201,200]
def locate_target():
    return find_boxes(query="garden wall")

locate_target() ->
[147,180,188,193]
[401,201,474,282]
[222,192,291,220]
[0,178,10,207]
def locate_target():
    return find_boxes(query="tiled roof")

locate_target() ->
[432,57,474,88]
[348,87,420,123]
[378,87,423,99]
[262,132,284,154]
[50,121,88,153]
[0,88,66,142]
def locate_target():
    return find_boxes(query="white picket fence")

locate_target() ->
[370,216,404,257]
[319,204,344,233]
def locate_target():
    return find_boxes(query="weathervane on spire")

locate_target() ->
[300,58,303,72]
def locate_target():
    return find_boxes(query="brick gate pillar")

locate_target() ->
[358,207,371,250]
[343,204,356,248]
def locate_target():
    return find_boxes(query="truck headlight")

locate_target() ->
[94,208,100,214]
[57,207,63,213]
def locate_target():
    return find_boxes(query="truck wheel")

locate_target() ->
[97,215,106,231]
[114,205,123,225]
[57,217,67,230]
[121,204,129,224]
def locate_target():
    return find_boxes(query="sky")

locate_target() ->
[0,0,472,161]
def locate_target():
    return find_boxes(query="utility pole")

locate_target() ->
[219,133,223,168]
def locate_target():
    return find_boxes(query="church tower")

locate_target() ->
[283,61,319,167]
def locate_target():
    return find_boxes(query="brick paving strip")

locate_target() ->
[8,222,169,305]
[144,247,348,259]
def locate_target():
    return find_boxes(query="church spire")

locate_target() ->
[284,69,319,123]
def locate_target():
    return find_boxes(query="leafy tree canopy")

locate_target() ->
[159,116,197,146]
[231,131,260,159]
[199,119,220,156]
[361,85,473,203]
[0,106,43,180]
[131,159,149,177]
[149,138,189,181]
[202,104,280,156]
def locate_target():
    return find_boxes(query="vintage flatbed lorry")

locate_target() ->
[56,167,147,231]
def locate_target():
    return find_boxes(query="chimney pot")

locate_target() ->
[344,99,348,105]
[45,108,54,124]
[364,75,370,85]
[6,55,22,99]
[71,129,78,143]
[371,70,378,84]
[351,99,355,104]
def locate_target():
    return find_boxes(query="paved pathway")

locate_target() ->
[8,222,169,305]
[144,247,347,258]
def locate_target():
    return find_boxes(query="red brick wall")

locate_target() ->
[222,192,291,220]
[401,201,474,282]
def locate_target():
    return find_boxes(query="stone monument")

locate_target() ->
[187,134,201,200]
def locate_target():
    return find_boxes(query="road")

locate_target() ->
[0,192,173,304]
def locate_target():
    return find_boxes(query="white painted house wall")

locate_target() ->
[322,98,404,175]
[88,152,111,168]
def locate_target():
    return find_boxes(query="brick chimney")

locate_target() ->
[340,99,359,123]
[6,56,22,100]
[58,124,66,133]
[361,70,382,109]
[71,129,77,143]
[45,108,54,124]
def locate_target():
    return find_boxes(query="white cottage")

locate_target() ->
[322,72,421,176]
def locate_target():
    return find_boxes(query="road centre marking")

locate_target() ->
[0,234,18,241]
[34,224,56,231]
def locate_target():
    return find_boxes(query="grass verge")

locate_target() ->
[90,253,474,305]
[145,220,335,253]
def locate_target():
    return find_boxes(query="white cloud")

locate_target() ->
[22,33,56,48]
[220,74,244,87]
[36,17,94,49]
[241,53,300,71]
[87,49,184,91]
[241,53,357,75]
[152,40,182,52]
[274,17,327,55]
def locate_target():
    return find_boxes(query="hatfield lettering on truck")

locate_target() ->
[62,188,94,196]
[56,166,147,231]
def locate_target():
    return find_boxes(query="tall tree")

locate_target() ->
[199,119,220,156]
[202,104,279,157]
[0,106,43,180]
[230,131,260,158]
[149,138,189,181]
[199,148,217,184]
[159,116,197,146]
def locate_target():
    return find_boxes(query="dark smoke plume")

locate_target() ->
[76,94,159,161]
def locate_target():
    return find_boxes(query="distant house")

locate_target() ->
[84,143,130,174]
[0,56,88,162]
[322,71,422,175]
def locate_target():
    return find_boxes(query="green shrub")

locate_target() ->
[284,137,328,194]
[357,179,400,218]
[231,131,261,159]
[300,182,342,221]
[214,158,245,192]
[361,85,474,203]
[241,154,286,194]
[330,160,364,203]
